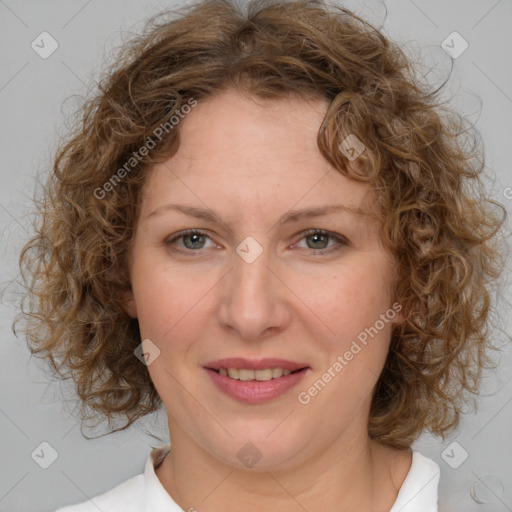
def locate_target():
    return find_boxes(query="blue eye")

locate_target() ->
[165,229,348,256]
[181,232,208,249]
[166,229,216,253]
[294,229,348,255]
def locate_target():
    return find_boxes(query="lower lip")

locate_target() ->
[205,368,309,403]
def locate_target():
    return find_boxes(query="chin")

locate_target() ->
[208,434,308,472]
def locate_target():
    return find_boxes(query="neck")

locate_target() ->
[155,421,412,512]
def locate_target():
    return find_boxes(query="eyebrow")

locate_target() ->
[144,203,370,229]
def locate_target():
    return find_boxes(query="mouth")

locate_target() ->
[207,367,306,381]
[204,357,310,378]
[203,358,310,403]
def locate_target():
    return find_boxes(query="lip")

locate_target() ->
[203,358,310,403]
[203,358,309,372]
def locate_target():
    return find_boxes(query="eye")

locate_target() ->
[293,229,348,255]
[164,228,348,256]
[165,229,217,253]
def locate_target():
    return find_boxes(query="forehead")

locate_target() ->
[139,88,379,224]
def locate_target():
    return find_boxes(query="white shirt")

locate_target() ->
[55,446,440,512]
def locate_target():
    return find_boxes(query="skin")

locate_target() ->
[124,88,412,512]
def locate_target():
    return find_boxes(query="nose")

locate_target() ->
[216,243,291,341]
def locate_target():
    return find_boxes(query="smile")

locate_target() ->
[215,368,298,381]
[203,358,310,403]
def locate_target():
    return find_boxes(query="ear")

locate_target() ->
[390,300,405,325]
[121,288,138,319]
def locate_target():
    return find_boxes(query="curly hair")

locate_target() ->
[16,0,508,448]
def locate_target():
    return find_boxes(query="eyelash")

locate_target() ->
[165,228,348,256]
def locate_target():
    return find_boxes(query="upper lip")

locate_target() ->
[204,358,310,371]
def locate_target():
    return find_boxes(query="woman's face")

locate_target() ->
[126,88,401,470]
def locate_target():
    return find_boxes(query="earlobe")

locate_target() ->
[121,290,138,318]
[393,312,404,326]
[390,301,405,325]
[393,309,404,324]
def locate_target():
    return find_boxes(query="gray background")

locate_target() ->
[1,1,511,511]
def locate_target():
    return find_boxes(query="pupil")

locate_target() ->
[309,233,327,249]
[184,234,205,249]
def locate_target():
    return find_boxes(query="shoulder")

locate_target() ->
[390,450,441,512]
[54,445,174,512]
[54,472,146,512]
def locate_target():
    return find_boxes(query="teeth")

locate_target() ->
[238,369,255,381]
[227,368,239,379]
[219,368,297,381]
[255,369,273,381]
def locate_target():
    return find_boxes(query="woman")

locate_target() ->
[17,0,506,510]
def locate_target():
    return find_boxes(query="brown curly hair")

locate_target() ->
[16,0,508,448]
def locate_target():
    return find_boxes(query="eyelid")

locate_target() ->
[165,229,218,253]
[290,228,349,255]
[165,228,348,256]
[297,228,349,244]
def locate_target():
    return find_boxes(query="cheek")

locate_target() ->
[130,258,215,401]
[130,254,217,350]
[292,258,394,348]
[296,265,394,413]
